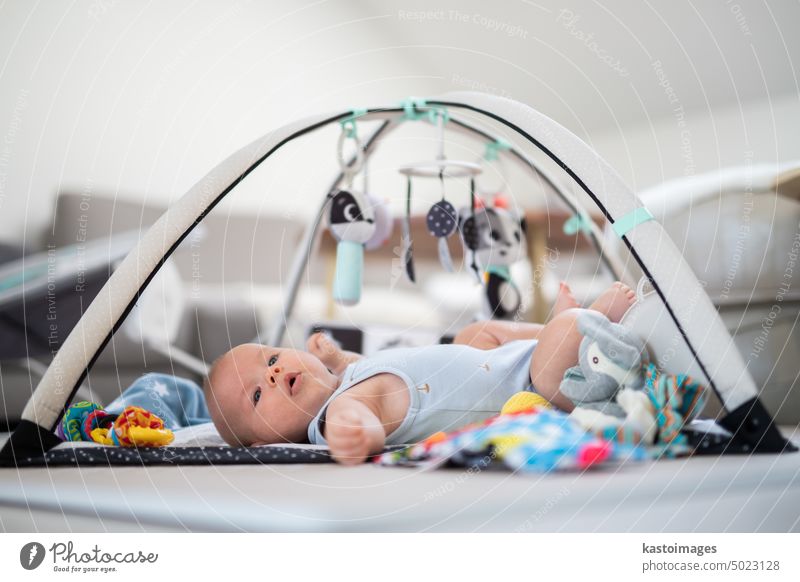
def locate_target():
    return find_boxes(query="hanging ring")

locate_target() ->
[337,125,365,184]
[398,159,482,178]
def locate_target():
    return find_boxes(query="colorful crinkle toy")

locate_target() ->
[57,402,174,447]
[377,392,643,472]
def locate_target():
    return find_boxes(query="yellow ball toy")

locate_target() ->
[501,391,551,415]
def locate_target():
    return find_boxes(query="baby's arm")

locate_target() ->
[325,395,386,465]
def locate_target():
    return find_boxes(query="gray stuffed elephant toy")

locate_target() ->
[559,310,648,418]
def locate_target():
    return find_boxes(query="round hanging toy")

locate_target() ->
[426,198,458,272]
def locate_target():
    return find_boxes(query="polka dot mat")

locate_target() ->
[14,446,332,467]
[12,445,407,467]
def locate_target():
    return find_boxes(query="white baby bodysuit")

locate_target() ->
[307,340,538,446]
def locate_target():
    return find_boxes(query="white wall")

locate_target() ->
[1,0,799,250]
[0,0,433,248]
[588,93,800,195]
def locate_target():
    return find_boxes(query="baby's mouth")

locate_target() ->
[285,373,301,396]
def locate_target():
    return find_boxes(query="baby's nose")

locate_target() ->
[267,366,281,385]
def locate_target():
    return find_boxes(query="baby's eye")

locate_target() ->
[253,388,262,405]
[268,354,278,367]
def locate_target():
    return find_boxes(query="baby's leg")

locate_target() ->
[556,280,635,322]
[528,309,583,411]
[588,281,636,323]
[530,282,636,410]
[453,282,580,349]
[453,320,545,350]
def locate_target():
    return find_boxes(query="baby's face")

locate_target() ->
[207,343,338,445]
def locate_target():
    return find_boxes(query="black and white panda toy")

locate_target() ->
[458,203,527,320]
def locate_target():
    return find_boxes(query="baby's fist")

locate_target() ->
[327,409,370,465]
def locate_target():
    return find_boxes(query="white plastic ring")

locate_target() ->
[337,128,365,182]
[398,159,482,178]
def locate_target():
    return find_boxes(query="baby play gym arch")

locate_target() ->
[1,92,792,462]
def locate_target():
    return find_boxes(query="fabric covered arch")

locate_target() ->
[1,91,790,460]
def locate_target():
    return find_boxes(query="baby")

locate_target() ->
[204,282,636,464]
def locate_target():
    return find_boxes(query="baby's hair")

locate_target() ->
[203,351,253,447]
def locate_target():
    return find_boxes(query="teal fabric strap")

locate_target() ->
[484,264,511,280]
[563,213,593,235]
[484,138,512,161]
[612,207,655,238]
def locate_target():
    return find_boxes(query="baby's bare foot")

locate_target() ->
[588,281,636,323]
[553,281,580,316]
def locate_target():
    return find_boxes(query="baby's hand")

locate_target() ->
[306,331,351,377]
[326,409,371,465]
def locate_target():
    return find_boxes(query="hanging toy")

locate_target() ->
[425,172,459,272]
[401,175,416,282]
[458,177,482,282]
[458,138,528,320]
[328,117,376,305]
[458,201,527,320]
[398,105,481,282]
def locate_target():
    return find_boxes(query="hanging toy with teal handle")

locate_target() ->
[329,118,375,306]
[329,190,375,305]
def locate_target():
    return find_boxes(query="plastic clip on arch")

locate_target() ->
[484,138,512,162]
[338,108,368,139]
[399,97,449,125]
